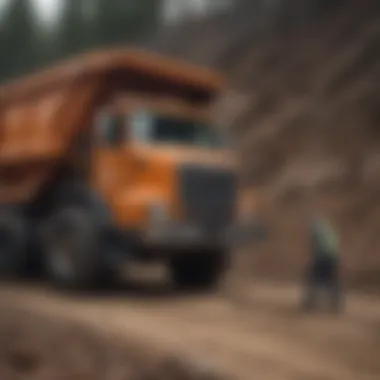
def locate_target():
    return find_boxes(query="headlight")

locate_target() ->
[148,202,168,224]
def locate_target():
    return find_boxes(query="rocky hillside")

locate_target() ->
[152,0,380,288]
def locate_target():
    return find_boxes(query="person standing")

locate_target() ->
[302,213,343,312]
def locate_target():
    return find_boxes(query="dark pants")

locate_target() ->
[303,255,342,311]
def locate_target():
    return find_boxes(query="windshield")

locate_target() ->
[131,111,226,148]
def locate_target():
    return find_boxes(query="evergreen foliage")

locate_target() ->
[0,0,163,82]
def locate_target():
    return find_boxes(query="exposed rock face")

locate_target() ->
[153,0,380,287]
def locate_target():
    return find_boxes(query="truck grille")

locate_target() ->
[178,164,237,231]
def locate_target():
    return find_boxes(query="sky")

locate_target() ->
[0,0,62,22]
[34,0,61,21]
[33,0,59,19]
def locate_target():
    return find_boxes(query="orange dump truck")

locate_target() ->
[0,48,249,290]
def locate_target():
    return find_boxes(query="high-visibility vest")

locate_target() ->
[311,219,339,258]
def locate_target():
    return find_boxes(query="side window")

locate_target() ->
[131,109,152,142]
[96,112,125,147]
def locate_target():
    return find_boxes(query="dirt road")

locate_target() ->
[1,280,379,380]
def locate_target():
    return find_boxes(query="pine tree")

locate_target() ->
[131,0,163,42]
[1,0,40,80]
[58,0,89,58]
[92,0,162,48]
[93,0,129,47]
[0,12,8,81]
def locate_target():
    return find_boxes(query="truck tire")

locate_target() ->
[169,251,227,291]
[54,182,111,228]
[43,206,113,291]
[0,208,27,279]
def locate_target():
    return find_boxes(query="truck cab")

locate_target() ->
[89,94,237,287]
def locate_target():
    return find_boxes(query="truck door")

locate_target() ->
[91,112,131,212]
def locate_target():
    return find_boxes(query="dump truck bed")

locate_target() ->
[0,48,224,103]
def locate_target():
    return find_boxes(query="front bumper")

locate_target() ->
[141,218,267,250]
[143,222,228,249]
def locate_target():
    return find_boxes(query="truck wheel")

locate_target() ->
[0,208,27,279]
[43,207,112,291]
[170,251,227,291]
[54,182,111,228]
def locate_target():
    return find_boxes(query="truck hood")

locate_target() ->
[134,144,236,170]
